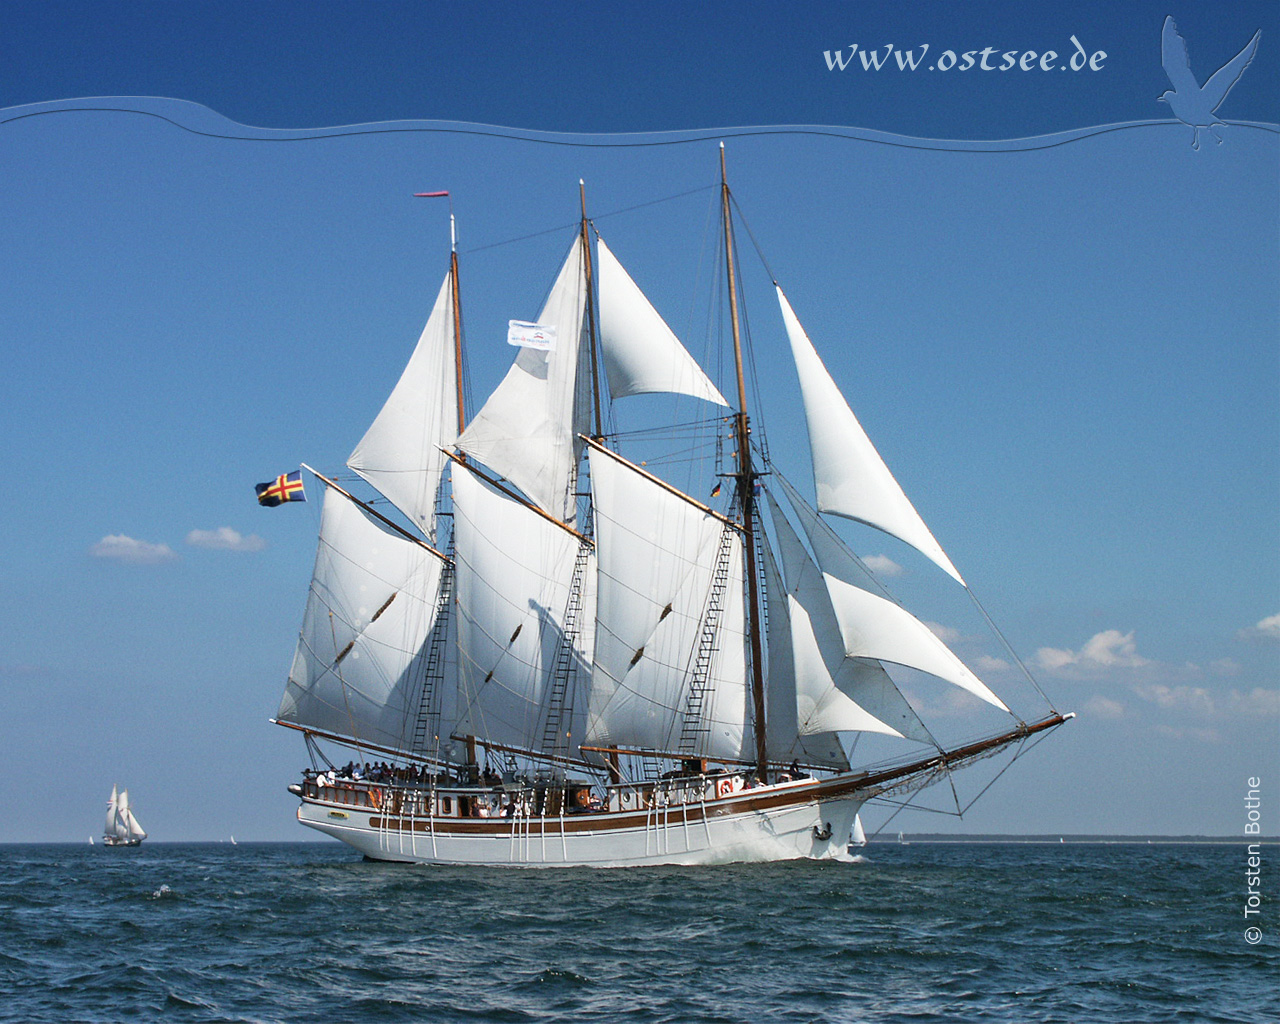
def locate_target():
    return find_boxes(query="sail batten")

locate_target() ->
[777,285,966,586]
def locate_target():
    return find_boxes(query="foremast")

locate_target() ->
[719,144,770,777]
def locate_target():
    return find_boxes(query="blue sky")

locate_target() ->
[1,1,1276,841]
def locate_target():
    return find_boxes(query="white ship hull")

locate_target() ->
[295,778,865,867]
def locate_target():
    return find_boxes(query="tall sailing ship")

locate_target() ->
[272,149,1070,866]
[103,785,146,847]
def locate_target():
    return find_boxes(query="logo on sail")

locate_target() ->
[507,320,557,351]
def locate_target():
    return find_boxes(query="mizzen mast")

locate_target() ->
[720,143,770,777]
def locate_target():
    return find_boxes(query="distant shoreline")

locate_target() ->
[2,835,1278,846]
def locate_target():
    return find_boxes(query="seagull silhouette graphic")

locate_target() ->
[1159,16,1261,150]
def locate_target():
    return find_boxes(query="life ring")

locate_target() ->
[715,777,733,799]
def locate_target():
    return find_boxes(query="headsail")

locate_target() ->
[774,473,1008,713]
[278,485,450,752]
[455,235,593,521]
[777,285,965,586]
[595,237,727,406]
[347,273,459,541]
[764,487,931,743]
[759,535,851,769]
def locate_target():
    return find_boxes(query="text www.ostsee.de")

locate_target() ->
[824,36,1107,73]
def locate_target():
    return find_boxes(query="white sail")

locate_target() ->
[123,807,146,840]
[851,813,867,847]
[586,446,750,762]
[774,473,1008,712]
[765,488,926,742]
[347,273,459,541]
[278,486,450,752]
[455,236,592,521]
[451,464,594,756]
[759,535,851,769]
[116,789,132,841]
[595,237,728,406]
[105,785,119,838]
[777,285,965,586]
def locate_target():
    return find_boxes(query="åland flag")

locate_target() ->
[256,470,306,507]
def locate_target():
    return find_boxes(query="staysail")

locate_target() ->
[278,486,450,753]
[595,237,727,406]
[777,285,966,586]
[765,485,934,742]
[346,273,460,542]
[774,473,1008,712]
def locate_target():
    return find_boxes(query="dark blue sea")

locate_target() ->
[2,841,1275,1023]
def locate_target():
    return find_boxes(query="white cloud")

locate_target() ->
[90,534,176,565]
[1035,629,1150,675]
[1083,695,1125,720]
[862,554,903,577]
[1153,723,1221,744]
[1236,614,1280,643]
[1134,683,1279,719]
[1135,683,1215,715]
[186,527,266,552]
[975,654,1012,674]
[926,622,962,644]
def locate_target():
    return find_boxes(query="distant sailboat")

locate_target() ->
[103,784,146,847]
[230,835,237,846]
[897,831,908,845]
[850,814,867,848]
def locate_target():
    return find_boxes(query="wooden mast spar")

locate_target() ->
[720,144,771,779]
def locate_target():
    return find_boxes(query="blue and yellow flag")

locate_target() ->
[256,470,306,507]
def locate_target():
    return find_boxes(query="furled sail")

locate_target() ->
[347,273,459,541]
[278,486,449,752]
[765,486,933,743]
[595,237,728,406]
[777,285,966,586]
[455,236,593,521]
[586,444,751,762]
[774,473,1008,712]
[451,464,594,757]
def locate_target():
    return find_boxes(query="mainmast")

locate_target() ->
[720,144,770,777]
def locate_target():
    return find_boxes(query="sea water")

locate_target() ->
[2,842,1275,1023]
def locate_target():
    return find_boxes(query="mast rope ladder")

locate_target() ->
[540,535,593,763]
[410,541,456,755]
[678,519,736,753]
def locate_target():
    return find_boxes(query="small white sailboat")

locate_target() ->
[850,814,867,848]
[103,784,147,847]
[270,152,1071,867]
